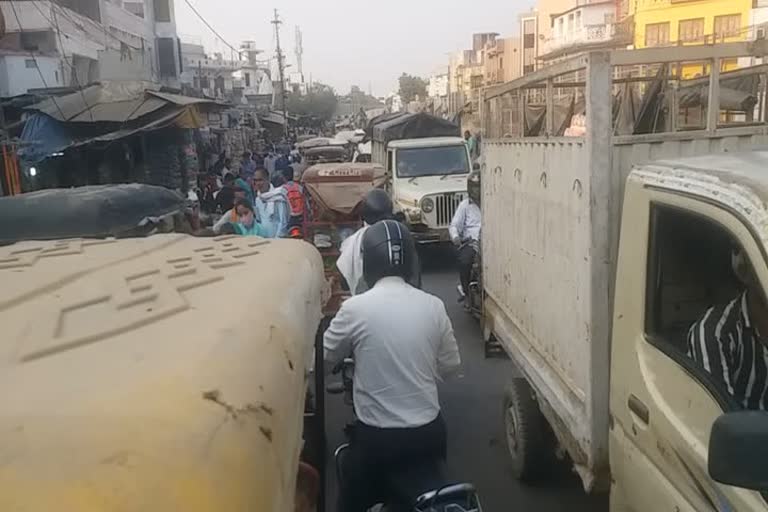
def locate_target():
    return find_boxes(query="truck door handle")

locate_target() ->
[628,395,650,425]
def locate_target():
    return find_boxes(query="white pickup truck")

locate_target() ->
[371,113,473,243]
[482,46,768,512]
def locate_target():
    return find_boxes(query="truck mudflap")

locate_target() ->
[484,293,611,492]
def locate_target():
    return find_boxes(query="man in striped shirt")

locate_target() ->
[687,249,768,411]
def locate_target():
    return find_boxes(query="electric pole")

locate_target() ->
[271,9,288,137]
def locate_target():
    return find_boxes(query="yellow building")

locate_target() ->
[631,0,753,76]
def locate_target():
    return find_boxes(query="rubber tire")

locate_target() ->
[502,377,553,482]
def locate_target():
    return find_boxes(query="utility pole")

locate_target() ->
[271,8,288,137]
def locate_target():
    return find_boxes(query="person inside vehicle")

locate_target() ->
[450,171,482,306]
[337,189,421,295]
[233,199,266,237]
[324,220,461,512]
[281,167,305,234]
[253,167,289,238]
[687,246,768,410]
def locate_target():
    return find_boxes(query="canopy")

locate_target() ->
[371,112,459,144]
[301,163,386,217]
[0,184,185,243]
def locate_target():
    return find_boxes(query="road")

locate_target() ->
[323,255,609,511]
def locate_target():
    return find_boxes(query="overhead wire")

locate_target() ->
[7,0,67,120]
[30,0,94,122]
[181,0,242,58]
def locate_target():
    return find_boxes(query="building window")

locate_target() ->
[575,10,582,29]
[25,59,37,69]
[157,37,177,77]
[645,22,670,47]
[679,18,705,43]
[245,72,251,87]
[714,14,741,40]
[154,0,171,22]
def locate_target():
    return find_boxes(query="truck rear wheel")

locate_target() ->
[502,377,553,482]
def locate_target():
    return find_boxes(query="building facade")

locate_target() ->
[519,10,540,75]
[631,0,752,75]
[0,0,182,98]
[540,0,631,61]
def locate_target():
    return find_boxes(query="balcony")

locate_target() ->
[541,21,633,60]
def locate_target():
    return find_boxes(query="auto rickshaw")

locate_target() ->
[0,187,330,512]
[301,162,386,315]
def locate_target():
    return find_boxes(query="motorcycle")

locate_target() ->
[456,239,482,320]
[327,359,483,512]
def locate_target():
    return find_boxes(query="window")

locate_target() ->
[154,0,171,22]
[714,14,741,40]
[244,72,251,87]
[645,22,670,47]
[395,146,469,178]
[157,37,177,77]
[575,10,582,29]
[679,18,705,43]
[645,204,760,411]
[25,59,37,69]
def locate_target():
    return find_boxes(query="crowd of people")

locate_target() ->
[196,146,306,238]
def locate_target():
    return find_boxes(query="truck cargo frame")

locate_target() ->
[479,41,768,490]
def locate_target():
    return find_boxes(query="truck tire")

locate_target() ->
[502,377,553,482]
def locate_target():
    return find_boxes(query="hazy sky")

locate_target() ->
[175,0,532,97]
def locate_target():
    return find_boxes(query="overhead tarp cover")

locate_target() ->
[0,184,184,243]
[371,112,459,143]
[18,113,72,164]
[301,163,386,218]
[25,81,221,124]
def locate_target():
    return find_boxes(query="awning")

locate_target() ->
[25,81,222,123]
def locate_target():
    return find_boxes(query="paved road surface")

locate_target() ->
[324,258,608,511]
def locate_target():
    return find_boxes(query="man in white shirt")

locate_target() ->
[337,189,423,295]
[450,172,482,303]
[325,220,461,512]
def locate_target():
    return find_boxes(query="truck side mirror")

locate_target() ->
[473,162,481,171]
[708,411,768,491]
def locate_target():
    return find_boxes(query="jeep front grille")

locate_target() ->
[435,193,465,227]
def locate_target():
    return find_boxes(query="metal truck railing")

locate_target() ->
[481,41,768,140]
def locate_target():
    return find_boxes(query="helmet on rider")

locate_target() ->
[361,189,393,225]
[467,171,481,205]
[362,220,415,289]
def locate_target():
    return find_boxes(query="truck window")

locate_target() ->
[387,151,393,173]
[645,204,768,411]
[395,146,469,178]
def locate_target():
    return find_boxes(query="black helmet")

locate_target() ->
[362,220,414,288]
[361,189,393,225]
[467,171,481,204]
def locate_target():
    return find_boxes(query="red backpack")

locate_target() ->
[284,182,305,218]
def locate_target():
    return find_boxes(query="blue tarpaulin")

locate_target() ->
[18,113,72,164]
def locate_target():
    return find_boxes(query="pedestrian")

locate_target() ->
[253,167,289,238]
[240,151,256,179]
[212,178,251,234]
[221,158,234,179]
[234,199,267,237]
[215,173,237,214]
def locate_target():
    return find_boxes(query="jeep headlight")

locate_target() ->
[421,197,434,214]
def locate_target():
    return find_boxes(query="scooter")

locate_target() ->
[327,359,483,512]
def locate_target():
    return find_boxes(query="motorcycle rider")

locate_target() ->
[337,189,420,295]
[450,171,482,306]
[324,220,461,512]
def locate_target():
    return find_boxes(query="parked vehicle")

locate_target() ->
[369,113,472,244]
[328,359,483,512]
[481,45,768,511]
[0,187,329,512]
[301,162,387,314]
[303,145,348,165]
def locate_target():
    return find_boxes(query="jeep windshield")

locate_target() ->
[395,145,469,178]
